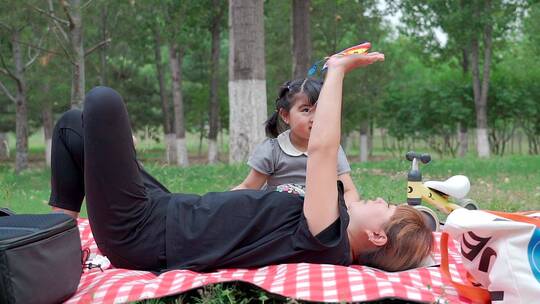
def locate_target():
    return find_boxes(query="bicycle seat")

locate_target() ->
[424,175,470,199]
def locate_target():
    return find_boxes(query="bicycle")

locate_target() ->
[405,151,479,231]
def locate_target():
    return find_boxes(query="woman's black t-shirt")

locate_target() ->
[165,182,352,272]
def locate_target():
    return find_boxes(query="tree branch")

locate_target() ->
[24,51,40,70]
[84,38,111,57]
[45,0,69,42]
[51,27,74,64]
[29,3,69,26]
[0,21,12,31]
[12,39,63,57]
[0,80,16,103]
[81,0,94,10]
[60,0,76,28]
[0,53,17,81]
[24,28,49,70]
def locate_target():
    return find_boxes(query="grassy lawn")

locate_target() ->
[1,145,539,303]
[2,150,538,215]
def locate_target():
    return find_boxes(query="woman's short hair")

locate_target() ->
[358,205,434,272]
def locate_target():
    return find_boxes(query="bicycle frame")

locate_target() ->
[406,155,462,215]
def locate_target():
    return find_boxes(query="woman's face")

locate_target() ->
[347,198,396,233]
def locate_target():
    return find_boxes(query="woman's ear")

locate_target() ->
[366,230,388,247]
[279,108,290,125]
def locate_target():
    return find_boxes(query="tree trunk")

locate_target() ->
[208,0,224,164]
[381,128,387,151]
[518,129,522,154]
[228,0,267,163]
[510,130,514,154]
[471,36,489,157]
[368,120,374,156]
[359,121,369,163]
[67,0,85,108]
[292,0,311,79]
[458,42,469,157]
[0,133,8,160]
[169,44,189,167]
[99,4,108,85]
[42,84,54,167]
[218,120,223,158]
[208,139,219,164]
[340,133,348,151]
[470,1,492,158]
[12,31,29,173]
[164,134,175,164]
[153,28,175,164]
[198,117,204,157]
[458,122,468,157]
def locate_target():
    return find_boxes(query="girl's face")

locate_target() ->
[280,94,315,142]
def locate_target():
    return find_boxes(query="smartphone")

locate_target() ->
[309,42,372,76]
[336,42,371,56]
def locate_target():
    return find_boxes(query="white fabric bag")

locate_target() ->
[442,209,540,304]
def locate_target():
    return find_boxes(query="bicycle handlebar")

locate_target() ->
[405,151,431,164]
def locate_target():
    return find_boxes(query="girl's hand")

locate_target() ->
[325,52,385,74]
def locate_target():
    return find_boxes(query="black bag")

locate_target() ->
[0,214,82,304]
[0,207,15,216]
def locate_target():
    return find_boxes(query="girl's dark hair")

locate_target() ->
[265,78,323,138]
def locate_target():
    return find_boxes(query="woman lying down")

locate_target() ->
[49,52,432,273]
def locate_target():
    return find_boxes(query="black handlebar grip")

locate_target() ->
[405,151,417,161]
[405,151,431,164]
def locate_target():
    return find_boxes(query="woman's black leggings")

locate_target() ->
[49,86,168,270]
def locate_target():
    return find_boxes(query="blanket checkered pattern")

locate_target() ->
[66,219,474,303]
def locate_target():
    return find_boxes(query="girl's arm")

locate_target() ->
[303,53,384,235]
[232,169,268,190]
[338,173,360,203]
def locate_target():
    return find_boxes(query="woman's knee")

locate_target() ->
[84,86,126,121]
[55,108,83,130]
[52,109,84,167]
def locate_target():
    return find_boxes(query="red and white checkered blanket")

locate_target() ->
[66,219,474,303]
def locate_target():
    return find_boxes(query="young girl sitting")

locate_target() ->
[233,78,360,203]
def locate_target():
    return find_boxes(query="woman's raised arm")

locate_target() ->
[303,52,384,235]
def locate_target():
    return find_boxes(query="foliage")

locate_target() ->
[1,0,539,166]
[264,0,292,105]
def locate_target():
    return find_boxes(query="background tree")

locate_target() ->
[33,50,68,166]
[228,0,267,163]
[35,0,107,108]
[206,0,226,164]
[1,0,538,171]
[97,1,109,86]
[503,2,540,154]
[265,0,291,98]
[0,2,46,173]
[311,0,387,161]
[393,0,529,158]
[166,1,189,167]
[292,0,312,79]
[0,93,13,160]
[126,1,176,163]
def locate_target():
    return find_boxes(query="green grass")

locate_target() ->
[351,154,540,211]
[3,153,538,215]
[1,146,539,303]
